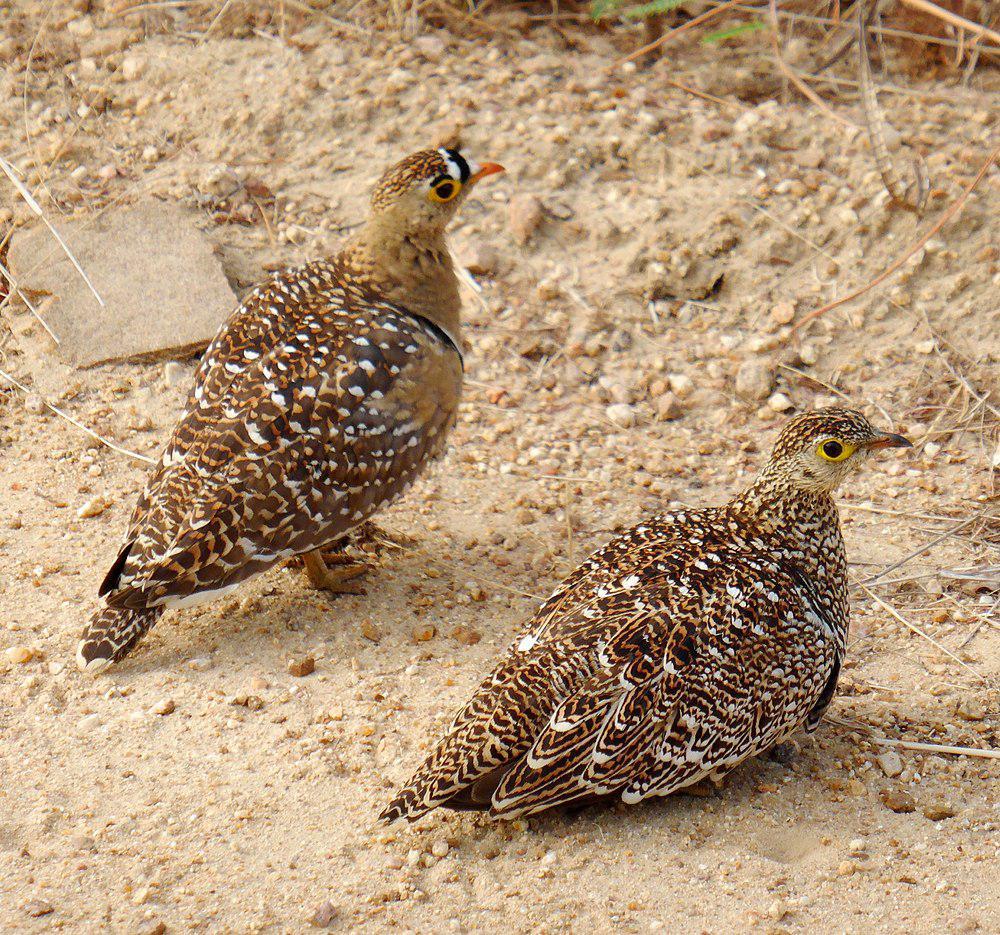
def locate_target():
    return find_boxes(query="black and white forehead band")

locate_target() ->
[438,148,471,183]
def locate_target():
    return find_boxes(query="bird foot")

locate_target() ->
[302,551,368,595]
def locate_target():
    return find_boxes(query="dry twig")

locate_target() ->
[860,512,988,586]
[0,156,105,309]
[768,0,859,129]
[897,0,1000,46]
[794,141,1000,332]
[0,367,155,464]
[871,735,1000,760]
[859,581,987,681]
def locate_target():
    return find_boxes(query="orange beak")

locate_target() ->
[469,162,505,185]
[862,432,913,451]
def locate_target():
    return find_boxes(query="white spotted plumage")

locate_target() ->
[77,147,505,671]
[382,409,910,821]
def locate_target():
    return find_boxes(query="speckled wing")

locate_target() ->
[382,512,842,820]
[102,260,461,611]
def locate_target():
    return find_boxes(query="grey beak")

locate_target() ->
[863,432,913,450]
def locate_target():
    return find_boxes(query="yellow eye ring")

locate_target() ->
[429,179,461,203]
[817,438,856,462]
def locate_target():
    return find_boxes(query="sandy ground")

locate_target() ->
[1,4,998,933]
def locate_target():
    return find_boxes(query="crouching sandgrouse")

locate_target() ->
[381,408,911,821]
[77,148,504,671]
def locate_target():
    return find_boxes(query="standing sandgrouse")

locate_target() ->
[77,148,504,672]
[381,408,911,821]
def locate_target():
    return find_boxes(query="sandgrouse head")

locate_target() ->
[368,147,504,236]
[765,407,911,495]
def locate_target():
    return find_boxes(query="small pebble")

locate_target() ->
[922,803,957,821]
[735,360,773,401]
[66,15,94,35]
[507,193,544,245]
[797,343,818,366]
[309,901,338,928]
[667,373,694,399]
[359,619,382,643]
[606,403,636,427]
[880,790,916,813]
[430,840,450,858]
[77,496,108,519]
[767,899,788,921]
[78,713,102,732]
[767,392,794,413]
[770,301,795,325]
[287,656,315,677]
[654,392,683,422]
[411,624,436,642]
[948,916,980,933]
[956,696,985,721]
[24,394,46,415]
[876,751,903,778]
[120,55,146,81]
[6,645,33,664]
[451,625,481,645]
[151,698,175,716]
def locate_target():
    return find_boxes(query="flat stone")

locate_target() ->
[876,751,903,778]
[922,802,957,821]
[880,789,916,813]
[9,201,236,368]
[735,359,773,401]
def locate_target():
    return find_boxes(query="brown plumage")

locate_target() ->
[77,148,504,672]
[381,409,911,822]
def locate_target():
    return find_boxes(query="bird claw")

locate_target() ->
[302,551,368,595]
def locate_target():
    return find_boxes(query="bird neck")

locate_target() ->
[728,465,843,574]
[341,218,462,343]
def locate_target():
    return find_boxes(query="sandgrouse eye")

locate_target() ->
[380,408,911,823]
[76,147,503,673]
[822,440,843,459]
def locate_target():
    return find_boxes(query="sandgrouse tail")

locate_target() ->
[381,408,911,821]
[77,148,504,672]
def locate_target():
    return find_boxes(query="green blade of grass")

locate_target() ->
[621,0,687,19]
[591,0,630,20]
[591,0,685,20]
[701,19,766,43]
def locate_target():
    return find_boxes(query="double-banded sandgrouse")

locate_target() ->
[381,408,911,821]
[77,148,504,672]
